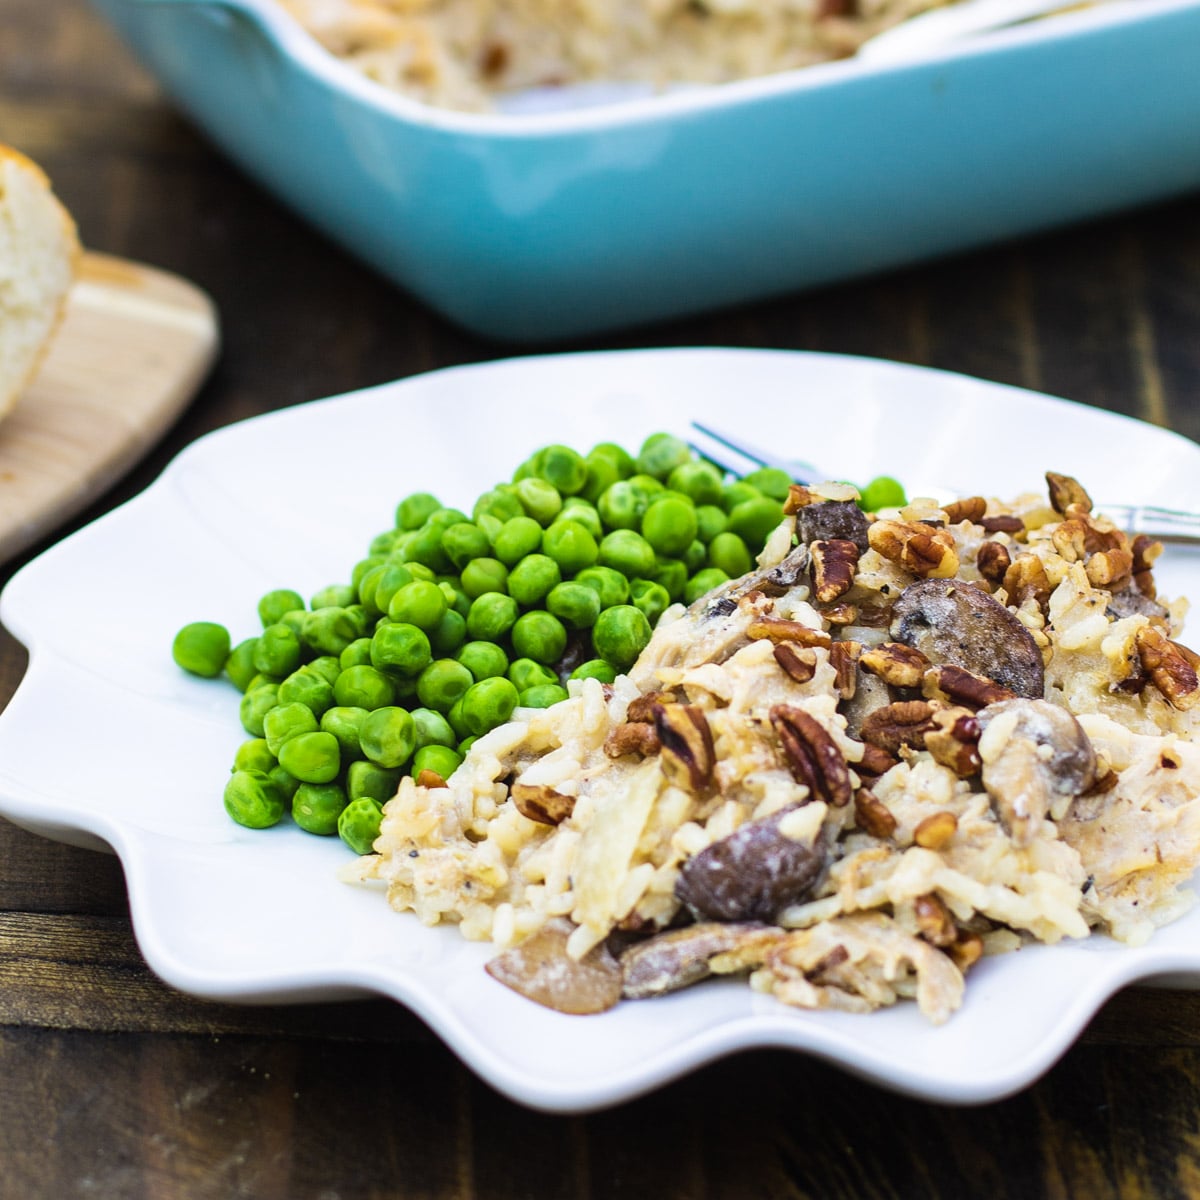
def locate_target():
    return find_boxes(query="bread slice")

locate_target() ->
[0,145,81,423]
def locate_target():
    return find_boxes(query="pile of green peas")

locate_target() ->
[171,431,906,854]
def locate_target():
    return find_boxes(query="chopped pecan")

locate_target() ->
[416,769,449,789]
[810,538,860,603]
[868,519,960,579]
[943,496,988,525]
[913,811,958,850]
[769,705,853,807]
[1131,533,1164,577]
[923,664,1016,710]
[805,943,850,981]
[855,742,901,777]
[976,541,1012,585]
[774,642,818,684]
[819,602,860,625]
[511,783,576,826]
[854,788,898,839]
[914,893,956,947]
[653,703,716,791]
[924,707,982,777]
[747,617,832,648]
[783,484,819,514]
[949,929,984,972]
[859,699,939,754]
[829,640,861,700]
[1085,545,1134,590]
[1046,471,1093,515]
[1136,626,1200,710]
[604,721,661,759]
[980,514,1025,535]
[860,642,930,689]
[1002,553,1053,610]
[626,692,674,723]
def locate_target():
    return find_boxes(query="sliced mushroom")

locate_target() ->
[620,922,784,999]
[484,918,623,1015]
[674,804,824,923]
[975,698,1097,845]
[1106,584,1169,624]
[890,578,1045,699]
[795,500,871,553]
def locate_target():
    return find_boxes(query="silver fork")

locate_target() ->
[688,420,1200,546]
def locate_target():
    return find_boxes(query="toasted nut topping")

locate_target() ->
[810,538,860,603]
[854,788,898,839]
[868,519,960,579]
[653,703,716,792]
[1132,533,1164,576]
[980,514,1026,535]
[511,783,576,826]
[949,930,984,972]
[855,742,901,777]
[943,496,988,525]
[805,943,850,982]
[1085,546,1135,590]
[860,642,931,689]
[820,602,860,625]
[914,893,956,947]
[769,705,853,807]
[747,617,833,648]
[923,664,1016,710]
[1135,626,1200,711]
[783,484,820,514]
[626,692,674,723]
[914,811,958,850]
[924,707,982,777]
[829,640,861,700]
[416,769,449,789]
[859,700,939,754]
[1046,471,1093,515]
[774,642,818,684]
[604,721,661,759]
[976,541,1012,585]
[1002,553,1053,610]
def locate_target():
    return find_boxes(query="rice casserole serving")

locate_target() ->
[353,472,1200,1023]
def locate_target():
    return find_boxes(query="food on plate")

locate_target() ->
[0,144,80,425]
[355,470,1200,1023]
[277,0,959,112]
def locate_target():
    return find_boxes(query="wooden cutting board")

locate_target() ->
[0,251,220,565]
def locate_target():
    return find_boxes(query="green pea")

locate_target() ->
[338,797,384,855]
[636,432,692,480]
[859,475,907,512]
[320,705,367,759]
[685,567,731,605]
[570,659,617,684]
[598,530,657,579]
[369,563,415,615]
[466,593,519,642]
[278,610,307,640]
[455,641,509,681]
[278,730,340,783]
[311,583,355,610]
[507,554,562,608]
[589,441,637,480]
[291,781,347,836]
[559,498,603,538]
[351,555,385,596]
[417,659,474,712]
[727,497,785,551]
[447,695,471,740]
[597,479,651,531]
[239,684,279,737]
[629,579,671,627]
[429,608,468,655]
[359,706,415,769]
[224,769,285,829]
[441,522,491,570]
[574,566,629,608]
[652,558,688,601]
[412,744,463,782]
[438,579,472,619]
[224,638,260,692]
[404,561,437,582]
[533,444,588,495]
[411,707,457,750]
[492,516,543,565]
[243,671,281,695]
[333,664,395,710]
[579,453,620,504]
[695,504,728,544]
[346,760,401,805]
[460,677,520,736]
[232,737,276,775]
[258,589,305,627]
[369,529,401,556]
[340,637,374,670]
[473,486,525,524]
[515,477,563,526]
[541,519,599,575]
[402,522,452,573]
[708,531,754,578]
[740,466,794,501]
[519,684,570,709]
[268,764,300,802]
[667,460,724,506]
[546,581,602,630]
[387,579,448,631]
[301,606,361,656]
[172,621,231,678]
[461,557,509,598]
[263,701,319,756]
[396,492,442,531]
[591,605,652,670]
[641,496,698,557]
[508,658,558,693]
[511,610,567,665]
[276,666,334,717]
[308,654,343,685]
[458,736,478,757]
[370,622,432,677]
[720,480,760,513]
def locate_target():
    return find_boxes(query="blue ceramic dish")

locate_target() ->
[92,0,1200,341]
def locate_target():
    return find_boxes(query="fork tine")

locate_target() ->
[689,421,820,483]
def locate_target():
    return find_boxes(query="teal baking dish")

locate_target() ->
[91,0,1200,341]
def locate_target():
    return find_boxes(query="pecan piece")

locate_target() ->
[943,496,988,525]
[511,783,576,826]
[829,640,861,700]
[810,538,860,603]
[854,788,897,839]
[914,893,956,947]
[774,643,818,684]
[1085,545,1134,591]
[1046,471,1093,515]
[923,664,1016,710]
[859,700,939,754]
[868,519,960,579]
[924,707,982,777]
[949,930,984,972]
[819,602,860,626]
[913,811,958,850]
[976,541,1012,586]
[626,692,674,723]
[604,721,661,759]
[1002,553,1053,610]
[1131,533,1164,577]
[855,742,901,777]
[747,617,832,648]
[860,641,930,689]
[653,703,716,791]
[769,705,852,807]
[980,514,1025,535]
[416,769,450,789]
[1135,626,1200,711]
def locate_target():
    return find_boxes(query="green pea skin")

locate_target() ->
[333,663,395,710]
[685,567,731,605]
[263,701,319,756]
[429,608,468,655]
[359,706,416,769]
[268,764,300,802]
[541,519,599,575]
[708,531,753,578]
[460,558,509,598]
[320,706,368,760]
[507,554,562,608]
[411,707,457,750]
[395,492,441,531]
[589,441,637,480]
[591,605,652,671]
[667,460,724,506]
[346,760,400,805]
[559,498,604,539]
[402,522,452,573]
[596,480,650,531]
[519,683,570,709]
[641,496,698,557]
[232,737,276,775]
[579,454,620,505]
[440,522,491,570]
[651,558,688,602]
[636,432,692,480]
[301,606,361,656]
[308,655,343,685]
[491,516,543,566]
[570,659,618,684]
[473,487,525,524]
[172,621,231,678]
[340,637,374,670]
[370,622,432,677]
[629,579,671,627]
[417,659,474,713]
[598,530,657,579]
[720,481,760,513]
[412,744,463,783]
[292,782,347,836]
[438,579,472,619]
[460,677,520,736]
[511,610,567,665]
[727,497,785,551]
[508,658,558,693]
[533,444,588,495]
[312,583,356,610]
[858,475,907,512]
[257,589,305,627]
[546,581,602,630]
[224,769,285,829]
[278,730,341,783]
[368,563,415,615]
[455,640,509,681]
[740,466,795,501]
[224,638,260,692]
[387,579,448,631]
[574,566,629,608]
[466,593,519,642]
[351,555,385,596]
[338,797,384,855]
[239,683,280,737]
[276,666,334,717]
[695,504,728,544]
[515,477,563,526]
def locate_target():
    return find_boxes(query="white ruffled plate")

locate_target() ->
[2,348,1199,1112]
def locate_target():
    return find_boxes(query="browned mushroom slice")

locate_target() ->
[484,918,623,1015]
[1106,584,1169,624]
[621,923,785,999]
[975,698,1097,846]
[890,578,1045,699]
[675,804,824,923]
[795,500,871,553]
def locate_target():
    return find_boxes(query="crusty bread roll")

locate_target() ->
[0,145,81,423]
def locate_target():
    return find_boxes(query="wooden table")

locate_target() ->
[5,5,1200,1196]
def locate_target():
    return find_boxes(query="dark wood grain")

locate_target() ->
[5,2,1200,1196]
